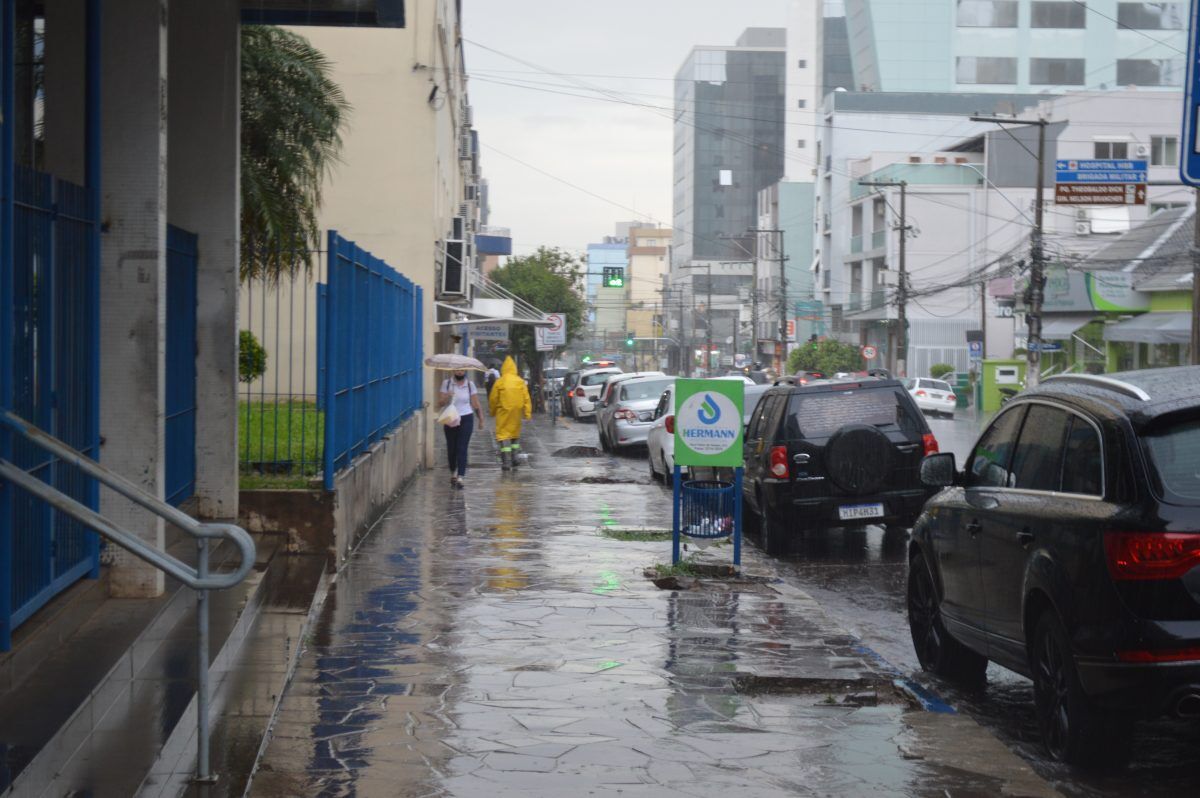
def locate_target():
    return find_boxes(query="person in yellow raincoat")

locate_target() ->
[488,356,532,470]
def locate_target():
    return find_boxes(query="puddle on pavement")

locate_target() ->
[551,445,603,457]
[570,475,646,484]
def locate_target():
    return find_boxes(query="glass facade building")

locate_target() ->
[672,38,786,266]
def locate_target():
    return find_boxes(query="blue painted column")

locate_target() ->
[85,0,102,577]
[0,0,16,649]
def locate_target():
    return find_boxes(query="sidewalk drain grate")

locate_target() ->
[733,675,909,706]
[572,476,646,485]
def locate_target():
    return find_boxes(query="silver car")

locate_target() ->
[596,373,672,451]
[569,366,622,419]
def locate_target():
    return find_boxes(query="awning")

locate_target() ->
[1040,314,1096,341]
[435,273,553,327]
[241,0,405,27]
[1103,312,1194,345]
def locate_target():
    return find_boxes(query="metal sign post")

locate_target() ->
[671,379,745,567]
[1181,2,1200,361]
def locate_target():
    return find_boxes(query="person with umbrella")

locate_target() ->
[428,354,487,488]
[488,356,532,470]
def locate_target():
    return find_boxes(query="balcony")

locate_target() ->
[869,288,888,309]
[848,293,863,312]
[850,234,863,254]
[871,230,886,250]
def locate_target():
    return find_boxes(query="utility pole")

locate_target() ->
[972,115,1050,387]
[705,261,713,376]
[751,283,759,362]
[747,228,788,370]
[858,181,909,376]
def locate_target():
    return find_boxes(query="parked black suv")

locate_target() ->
[909,368,1200,769]
[742,378,938,555]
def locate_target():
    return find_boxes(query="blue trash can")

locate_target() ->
[679,480,735,539]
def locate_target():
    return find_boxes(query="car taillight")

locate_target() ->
[947,394,956,402]
[915,389,926,397]
[664,415,674,434]
[568,389,576,398]
[922,433,939,456]
[1104,531,1200,581]
[614,408,636,420]
[770,446,789,479]
[1115,647,1200,664]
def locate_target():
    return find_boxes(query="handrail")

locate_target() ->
[0,410,255,589]
[0,409,256,783]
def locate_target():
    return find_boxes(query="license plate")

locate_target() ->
[930,393,944,400]
[838,503,884,521]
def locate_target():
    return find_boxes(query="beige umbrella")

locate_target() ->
[424,353,487,371]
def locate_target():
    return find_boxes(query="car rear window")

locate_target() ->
[545,368,568,379]
[620,379,672,402]
[1142,417,1200,504]
[922,379,952,392]
[784,387,924,439]
[581,371,617,386]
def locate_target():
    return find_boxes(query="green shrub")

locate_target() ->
[929,363,955,379]
[239,330,268,383]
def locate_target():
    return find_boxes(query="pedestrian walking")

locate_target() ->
[438,369,485,488]
[488,356,532,470]
[484,361,501,395]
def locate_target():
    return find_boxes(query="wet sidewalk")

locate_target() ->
[247,418,1059,797]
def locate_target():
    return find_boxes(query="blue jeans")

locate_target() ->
[443,412,474,477]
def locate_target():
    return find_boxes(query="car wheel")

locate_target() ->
[1031,612,1133,770]
[906,555,987,685]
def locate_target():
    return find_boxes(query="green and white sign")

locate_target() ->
[674,379,745,467]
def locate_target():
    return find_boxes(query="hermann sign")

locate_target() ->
[673,379,744,468]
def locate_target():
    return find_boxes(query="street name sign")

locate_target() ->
[1054,160,1147,183]
[673,379,744,468]
[1054,183,1146,205]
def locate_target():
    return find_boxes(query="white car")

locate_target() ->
[905,377,957,417]
[568,366,622,419]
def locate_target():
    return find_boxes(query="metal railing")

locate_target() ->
[0,410,256,784]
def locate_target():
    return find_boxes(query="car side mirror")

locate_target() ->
[920,453,957,488]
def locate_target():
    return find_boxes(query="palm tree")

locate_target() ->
[240,26,350,281]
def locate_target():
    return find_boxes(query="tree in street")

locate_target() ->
[490,247,587,382]
[241,26,350,281]
[787,339,864,375]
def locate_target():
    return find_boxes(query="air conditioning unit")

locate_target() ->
[441,239,467,296]
[464,183,478,201]
[1135,143,1150,157]
[464,105,474,127]
[1075,221,1092,236]
[458,134,473,160]
[458,201,473,219]
[452,216,465,240]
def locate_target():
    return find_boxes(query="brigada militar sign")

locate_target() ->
[673,379,745,468]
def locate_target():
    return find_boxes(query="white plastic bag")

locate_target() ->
[437,403,461,427]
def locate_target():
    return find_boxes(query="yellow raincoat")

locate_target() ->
[488,356,532,440]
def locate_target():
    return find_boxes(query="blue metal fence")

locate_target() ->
[1,166,100,648]
[321,231,423,489]
[165,225,198,507]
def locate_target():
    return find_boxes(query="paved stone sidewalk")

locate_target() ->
[248,419,1059,797]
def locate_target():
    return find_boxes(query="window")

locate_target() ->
[1151,135,1178,166]
[956,56,1018,85]
[653,389,671,420]
[957,0,1019,26]
[1010,406,1071,491]
[1116,58,1184,86]
[1143,416,1200,504]
[1031,1,1087,27]
[786,388,923,440]
[968,406,1026,488]
[797,139,807,148]
[1061,416,1103,496]
[1030,58,1085,85]
[798,59,807,68]
[1117,2,1185,29]
[797,99,807,109]
[718,169,733,186]
[1150,201,1189,213]
[1094,140,1130,159]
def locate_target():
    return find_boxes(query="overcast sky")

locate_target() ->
[463,1,790,258]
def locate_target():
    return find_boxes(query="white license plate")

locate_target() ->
[838,503,884,521]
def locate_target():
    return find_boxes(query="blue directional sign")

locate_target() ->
[1054,160,1147,183]
[1184,0,1200,186]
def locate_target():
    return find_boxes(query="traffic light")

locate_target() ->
[625,332,635,348]
[602,266,625,288]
